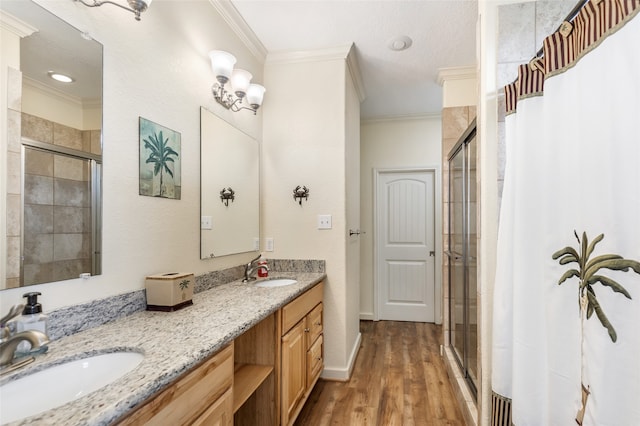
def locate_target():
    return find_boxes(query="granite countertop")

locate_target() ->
[0,272,325,426]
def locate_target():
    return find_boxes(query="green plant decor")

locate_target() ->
[144,130,179,198]
[553,231,640,342]
[552,231,640,424]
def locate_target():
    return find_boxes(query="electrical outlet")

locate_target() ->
[266,237,274,252]
[317,214,332,229]
[201,216,212,230]
[253,238,260,251]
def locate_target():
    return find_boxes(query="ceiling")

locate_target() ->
[229,0,478,119]
[0,0,103,102]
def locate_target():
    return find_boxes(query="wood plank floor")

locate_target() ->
[294,321,465,426]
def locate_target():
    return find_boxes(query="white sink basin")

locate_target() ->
[0,351,144,424]
[255,278,298,288]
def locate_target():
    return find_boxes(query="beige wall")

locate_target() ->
[262,48,361,379]
[359,116,442,320]
[0,0,263,312]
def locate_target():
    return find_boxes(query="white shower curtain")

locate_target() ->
[492,1,640,425]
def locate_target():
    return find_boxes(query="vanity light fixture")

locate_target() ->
[74,0,152,21]
[209,50,266,115]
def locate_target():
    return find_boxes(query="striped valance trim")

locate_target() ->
[505,0,640,115]
[491,391,514,426]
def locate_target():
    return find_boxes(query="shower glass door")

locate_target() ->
[447,121,477,397]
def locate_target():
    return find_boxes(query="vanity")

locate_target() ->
[0,273,325,426]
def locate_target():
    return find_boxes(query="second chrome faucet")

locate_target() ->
[243,254,269,282]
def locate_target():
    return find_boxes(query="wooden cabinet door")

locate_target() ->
[306,303,323,349]
[192,387,233,426]
[281,320,306,425]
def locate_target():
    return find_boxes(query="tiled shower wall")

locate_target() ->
[4,69,101,287]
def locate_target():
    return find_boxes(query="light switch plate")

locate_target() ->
[265,237,274,252]
[253,238,260,251]
[318,214,332,229]
[201,216,212,230]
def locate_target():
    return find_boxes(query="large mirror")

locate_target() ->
[200,107,259,259]
[1,1,103,289]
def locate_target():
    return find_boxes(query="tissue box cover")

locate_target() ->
[145,272,194,311]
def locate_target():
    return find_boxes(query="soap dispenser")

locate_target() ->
[14,292,49,354]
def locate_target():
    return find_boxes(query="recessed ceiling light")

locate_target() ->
[48,71,74,83]
[387,35,413,51]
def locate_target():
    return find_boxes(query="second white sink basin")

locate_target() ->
[255,278,298,288]
[0,351,144,424]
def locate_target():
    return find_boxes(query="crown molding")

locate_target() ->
[436,66,477,86]
[0,10,38,38]
[22,74,99,107]
[362,112,442,124]
[266,45,354,65]
[208,0,267,63]
[346,44,366,103]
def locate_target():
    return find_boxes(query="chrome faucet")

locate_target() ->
[243,254,269,282]
[0,330,50,368]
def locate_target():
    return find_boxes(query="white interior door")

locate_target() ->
[376,170,435,322]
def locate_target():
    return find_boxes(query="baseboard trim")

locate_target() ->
[321,332,362,381]
[359,312,374,321]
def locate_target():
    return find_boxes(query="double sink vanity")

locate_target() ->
[0,272,325,426]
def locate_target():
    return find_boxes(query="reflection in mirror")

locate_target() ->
[1,1,103,289]
[200,107,259,259]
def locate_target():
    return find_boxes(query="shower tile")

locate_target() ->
[24,234,54,264]
[468,106,477,122]
[442,107,469,140]
[81,233,92,257]
[6,194,21,237]
[24,175,54,205]
[6,151,21,195]
[53,259,87,281]
[497,62,521,89]
[24,204,53,234]
[7,67,22,110]
[7,109,22,153]
[53,123,83,150]
[22,113,53,144]
[535,1,577,49]
[82,131,91,153]
[498,2,536,63]
[5,278,20,289]
[7,237,20,278]
[53,233,84,261]
[25,149,54,176]
[54,178,88,207]
[54,155,85,181]
[23,263,54,286]
[54,206,84,233]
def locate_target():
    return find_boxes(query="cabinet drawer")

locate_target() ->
[306,335,323,390]
[119,344,234,426]
[282,282,323,334]
[305,303,322,348]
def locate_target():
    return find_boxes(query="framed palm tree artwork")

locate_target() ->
[139,117,181,199]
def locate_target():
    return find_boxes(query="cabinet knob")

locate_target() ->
[317,357,322,361]
[304,328,310,333]
[315,322,321,326]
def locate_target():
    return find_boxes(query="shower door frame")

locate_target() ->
[20,138,102,285]
[446,119,477,399]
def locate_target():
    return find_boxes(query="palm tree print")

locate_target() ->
[144,130,179,197]
[179,279,190,290]
[552,231,640,424]
[552,231,640,342]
